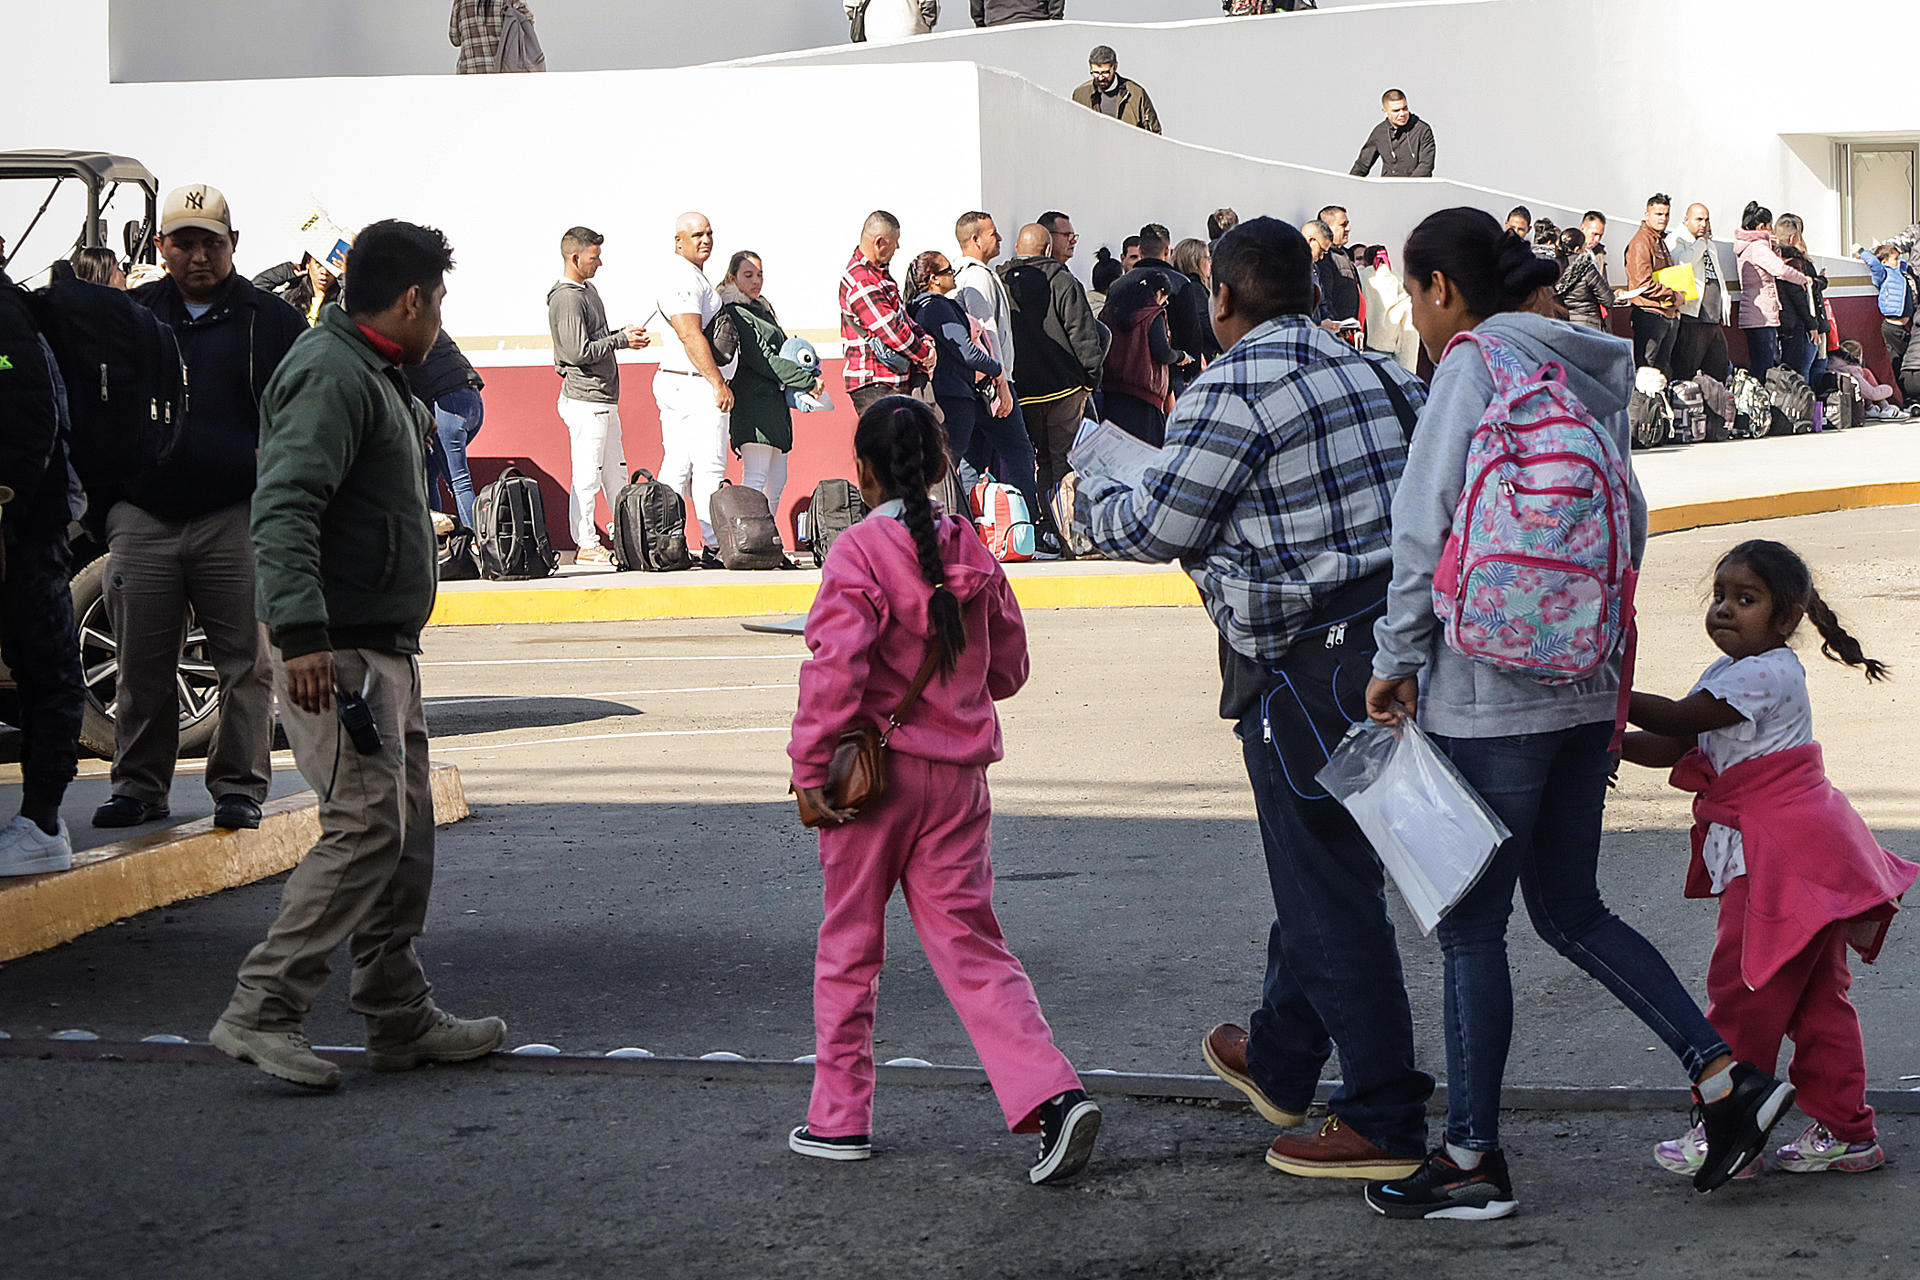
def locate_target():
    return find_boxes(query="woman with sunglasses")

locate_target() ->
[906,250,1003,488]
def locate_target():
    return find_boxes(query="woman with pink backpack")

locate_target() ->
[1357,208,1795,1221]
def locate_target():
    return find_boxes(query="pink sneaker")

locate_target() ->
[1774,1122,1885,1174]
[1653,1123,1762,1179]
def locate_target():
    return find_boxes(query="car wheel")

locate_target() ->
[71,554,222,760]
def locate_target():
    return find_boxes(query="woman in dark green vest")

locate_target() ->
[716,251,823,555]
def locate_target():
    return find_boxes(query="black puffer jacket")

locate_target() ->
[971,0,1063,23]
[1777,244,1826,338]
[1553,253,1615,331]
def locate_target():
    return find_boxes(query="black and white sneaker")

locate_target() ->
[1365,1149,1518,1221]
[788,1125,871,1161]
[1029,1089,1101,1185]
[1695,1062,1796,1192]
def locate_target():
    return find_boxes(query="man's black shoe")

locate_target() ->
[1694,1063,1796,1192]
[91,796,170,829]
[1030,1089,1101,1184]
[1365,1149,1518,1221]
[213,796,263,831]
[701,548,724,570]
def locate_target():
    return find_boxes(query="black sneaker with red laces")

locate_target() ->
[1364,1149,1519,1221]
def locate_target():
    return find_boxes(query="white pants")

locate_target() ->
[654,371,728,544]
[739,443,790,548]
[557,396,626,550]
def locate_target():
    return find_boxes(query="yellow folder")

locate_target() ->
[1656,264,1701,301]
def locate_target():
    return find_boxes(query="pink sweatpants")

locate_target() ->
[1707,877,1876,1142]
[807,755,1082,1138]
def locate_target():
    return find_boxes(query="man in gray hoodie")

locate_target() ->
[547,226,647,565]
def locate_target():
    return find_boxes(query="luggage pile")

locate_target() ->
[1624,362,1891,450]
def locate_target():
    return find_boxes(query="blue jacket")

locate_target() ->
[1859,249,1913,319]
[908,291,1001,400]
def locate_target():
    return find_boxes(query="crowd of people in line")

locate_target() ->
[2,139,1914,1224]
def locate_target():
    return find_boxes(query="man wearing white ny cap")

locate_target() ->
[97,185,306,833]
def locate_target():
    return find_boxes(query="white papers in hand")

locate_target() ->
[1067,419,1162,495]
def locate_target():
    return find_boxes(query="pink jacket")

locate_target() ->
[1670,744,1917,989]
[1734,228,1810,329]
[789,510,1028,787]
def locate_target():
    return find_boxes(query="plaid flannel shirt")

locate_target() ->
[450,0,516,74]
[838,250,933,390]
[1084,313,1424,661]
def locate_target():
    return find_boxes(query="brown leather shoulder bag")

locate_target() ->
[794,640,943,828]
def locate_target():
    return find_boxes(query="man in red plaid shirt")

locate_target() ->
[838,210,936,416]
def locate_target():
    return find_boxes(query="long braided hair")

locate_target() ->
[853,395,967,675]
[1720,540,1889,682]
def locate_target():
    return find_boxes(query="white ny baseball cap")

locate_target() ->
[160,183,233,237]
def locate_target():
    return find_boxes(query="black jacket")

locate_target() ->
[129,270,307,520]
[404,329,484,405]
[1349,114,1436,178]
[0,280,71,529]
[1553,253,1614,330]
[1001,254,1110,398]
[1315,248,1363,323]
[971,0,1063,23]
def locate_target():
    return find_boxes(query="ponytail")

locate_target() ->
[1804,587,1890,683]
[1402,206,1562,319]
[853,396,968,675]
[1720,539,1890,682]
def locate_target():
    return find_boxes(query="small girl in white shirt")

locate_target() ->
[1623,540,1914,1179]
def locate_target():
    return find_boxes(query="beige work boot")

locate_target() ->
[366,1010,507,1072]
[209,1019,342,1090]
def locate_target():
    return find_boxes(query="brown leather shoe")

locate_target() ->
[1202,1023,1307,1127]
[1265,1115,1423,1179]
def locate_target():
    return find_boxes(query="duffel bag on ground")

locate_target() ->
[1764,366,1817,435]
[808,478,868,568]
[1823,370,1864,431]
[474,466,558,580]
[1694,371,1735,441]
[708,479,787,570]
[437,523,480,581]
[1628,368,1670,449]
[1666,379,1707,445]
[1729,368,1772,439]
[969,473,1037,562]
[611,468,692,571]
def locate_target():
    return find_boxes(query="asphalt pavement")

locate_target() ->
[3,506,1917,1276]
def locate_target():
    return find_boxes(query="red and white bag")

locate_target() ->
[969,474,1036,562]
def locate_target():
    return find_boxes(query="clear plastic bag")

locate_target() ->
[1315,719,1512,934]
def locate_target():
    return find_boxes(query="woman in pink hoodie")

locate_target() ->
[1734,202,1810,378]
[785,395,1101,1184]
[1623,539,1915,1179]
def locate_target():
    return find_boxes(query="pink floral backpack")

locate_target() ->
[1430,331,1637,684]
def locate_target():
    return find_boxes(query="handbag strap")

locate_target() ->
[1358,354,1421,443]
[883,638,945,738]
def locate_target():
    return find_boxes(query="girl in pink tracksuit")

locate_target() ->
[785,395,1100,1185]
[1624,539,1915,1178]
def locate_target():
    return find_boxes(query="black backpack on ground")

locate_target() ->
[1666,380,1707,444]
[611,468,692,571]
[1628,387,1670,449]
[708,480,786,570]
[437,524,480,580]
[1823,370,1864,431]
[473,467,557,580]
[30,260,186,524]
[1764,366,1817,435]
[1693,372,1734,442]
[808,478,869,568]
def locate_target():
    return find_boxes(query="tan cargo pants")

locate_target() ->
[221,647,437,1047]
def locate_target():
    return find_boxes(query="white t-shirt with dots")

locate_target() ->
[1689,646,1814,893]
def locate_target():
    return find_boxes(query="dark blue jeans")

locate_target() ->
[940,393,1044,536]
[1745,325,1781,378]
[1429,721,1730,1152]
[425,388,485,529]
[1237,705,1433,1157]
[1781,329,1817,383]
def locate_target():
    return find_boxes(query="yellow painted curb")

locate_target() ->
[1647,482,1920,535]
[1010,571,1200,610]
[0,764,469,964]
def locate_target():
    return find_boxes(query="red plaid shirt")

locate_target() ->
[838,249,932,390]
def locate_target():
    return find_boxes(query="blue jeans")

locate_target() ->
[940,393,1045,537]
[1781,329,1817,383]
[1744,326,1780,378]
[426,388,485,529]
[1237,705,1433,1157]
[1429,721,1730,1151]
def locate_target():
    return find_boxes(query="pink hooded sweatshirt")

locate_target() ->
[1734,228,1809,330]
[789,508,1028,788]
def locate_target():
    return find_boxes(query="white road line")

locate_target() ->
[418,654,802,668]
[425,684,798,705]
[433,726,789,753]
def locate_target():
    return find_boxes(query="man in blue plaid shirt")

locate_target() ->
[1084,217,1436,1180]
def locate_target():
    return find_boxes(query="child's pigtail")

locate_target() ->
[1805,587,1890,682]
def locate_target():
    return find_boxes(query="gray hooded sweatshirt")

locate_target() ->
[1372,312,1648,738]
[546,278,622,404]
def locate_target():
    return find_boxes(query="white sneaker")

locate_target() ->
[0,814,73,877]
[574,544,615,567]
